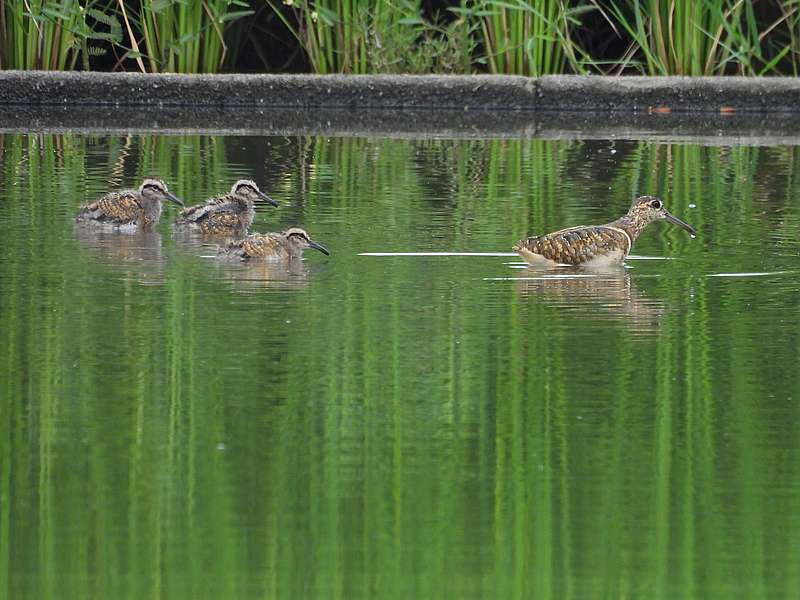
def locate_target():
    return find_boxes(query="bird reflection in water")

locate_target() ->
[212,255,313,291]
[512,264,665,335]
[74,226,166,284]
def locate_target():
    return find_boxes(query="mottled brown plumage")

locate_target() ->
[174,179,278,235]
[75,178,184,229]
[513,196,696,267]
[223,227,330,260]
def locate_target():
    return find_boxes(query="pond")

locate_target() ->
[1,130,799,598]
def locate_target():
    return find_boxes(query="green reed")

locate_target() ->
[3,0,800,74]
[453,0,596,75]
[0,0,252,72]
[606,0,800,75]
[134,0,253,73]
[0,0,123,70]
[270,0,475,74]
[267,0,800,75]
[270,0,380,74]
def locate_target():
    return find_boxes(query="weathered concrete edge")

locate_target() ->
[2,72,800,112]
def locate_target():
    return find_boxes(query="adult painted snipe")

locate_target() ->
[174,179,278,235]
[513,196,696,267]
[75,178,183,229]
[223,227,330,260]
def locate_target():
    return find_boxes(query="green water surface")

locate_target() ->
[1,133,799,599]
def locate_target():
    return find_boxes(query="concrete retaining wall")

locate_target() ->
[2,72,800,112]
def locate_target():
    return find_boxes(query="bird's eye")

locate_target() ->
[650,200,662,209]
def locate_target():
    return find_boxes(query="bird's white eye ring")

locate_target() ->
[650,199,662,209]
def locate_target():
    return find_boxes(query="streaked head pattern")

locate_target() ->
[284,227,330,256]
[624,195,696,238]
[138,178,184,207]
[231,179,278,207]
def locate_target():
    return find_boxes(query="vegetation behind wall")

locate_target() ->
[1,1,798,75]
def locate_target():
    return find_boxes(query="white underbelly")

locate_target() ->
[582,249,626,268]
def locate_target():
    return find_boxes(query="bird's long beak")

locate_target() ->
[165,191,184,207]
[664,211,696,238]
[257,190,279,207]
[308,239,330,256]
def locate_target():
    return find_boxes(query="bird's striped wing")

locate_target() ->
[76,191,141,224]
[226,234,283,259]
[176,195,245,233]
[200,210,241,234]
[513,225,631,265]
[175,197,223,224]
